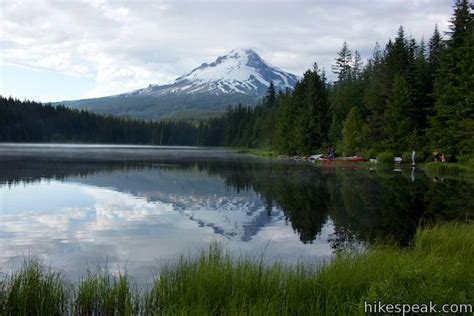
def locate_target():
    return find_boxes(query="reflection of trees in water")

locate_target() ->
[1,158,471,246]
[328,170,427,246]
[422,176,474,222]
[0,159,155,187]
[204,162,331,244]
[333,169,472,246]
[327,226,357,253]
[205,162,472,246]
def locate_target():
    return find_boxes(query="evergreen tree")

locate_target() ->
[259,82,278,147]
[299,65,330,154]
[428,25,445,76]
[329,81,354,146]
[384,75,414,152]
[412,38,432,131]
[0,96,202,145]
[363,43,390,148]
[341,107,368,155]
[429,0,474,156]
[332,42,353,82]
[447,0,474,47]
[352,50,364,80]
[427,26,445,124]
[329,43,365,149]
[384,26,411,78]
[265,82,277,108]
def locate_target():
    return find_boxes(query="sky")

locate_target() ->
[0,0,454,102]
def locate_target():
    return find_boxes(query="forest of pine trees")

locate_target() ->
[205,0,473,160]
[1,0,473,160]
[0,97,198,145]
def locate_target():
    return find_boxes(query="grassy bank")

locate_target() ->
[424,161,474,184]
[1,222,473,315]
[424,162,474,174]
[235,148,278,157]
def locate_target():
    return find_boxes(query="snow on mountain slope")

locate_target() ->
[62,49,299,119]
[128,49,299,97]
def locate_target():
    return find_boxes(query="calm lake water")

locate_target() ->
[0,144,472,285]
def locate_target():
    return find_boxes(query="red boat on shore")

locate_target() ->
[319,156,367,163]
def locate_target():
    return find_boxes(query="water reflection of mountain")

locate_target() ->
[1,158,472,247]
[71,167,284,242]
[0,159,285,243]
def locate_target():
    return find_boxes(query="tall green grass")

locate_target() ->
[74,269,137,315]
[0,259,68,315]
[148,223,473,314]
[1,222,473,315]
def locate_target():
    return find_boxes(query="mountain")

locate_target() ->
[62,49,298,120]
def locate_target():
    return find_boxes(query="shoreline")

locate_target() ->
[234,147,474,174]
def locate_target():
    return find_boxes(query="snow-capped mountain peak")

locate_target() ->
[65,49,299,120]
[138,49,298,97]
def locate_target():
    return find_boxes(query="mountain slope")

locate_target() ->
[62,49,298,120]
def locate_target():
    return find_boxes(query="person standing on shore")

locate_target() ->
[411,150,416,166]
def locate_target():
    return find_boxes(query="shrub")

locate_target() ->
[417,150,429,162]
[377,152,394,164]
[361,149,378,159]
[401,152,412,164]
[456,154,474,165]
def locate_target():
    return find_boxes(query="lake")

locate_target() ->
[0,144,472,286]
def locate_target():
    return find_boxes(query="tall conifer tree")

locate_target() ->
[429,0,474,156]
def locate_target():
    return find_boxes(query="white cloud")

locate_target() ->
[0,0,453,99]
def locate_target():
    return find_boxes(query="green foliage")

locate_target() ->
[236,148,277,157]
[383,75,414,153]
[456,154,474,164]
[428,0,474,157]
[329,42,365,147]
[143,223,474,314]
[273,65,330,155]
[401,151,412,163]
[377,151,395,164]
[329,78,364,146]
[342,107,368,155]
[1,259,68,315]
[332,41,353,81]
[294,66,330,154]
[429,25,445,75]
[0,96,200,145]
[424,162,474,175]
[74,269,136,315]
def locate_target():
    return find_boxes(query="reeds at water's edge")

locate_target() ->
[1,222,473,315]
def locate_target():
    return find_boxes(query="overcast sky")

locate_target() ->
[0,0,454,102]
